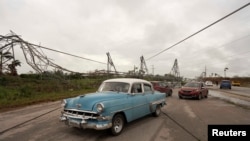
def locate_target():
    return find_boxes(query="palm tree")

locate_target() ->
[8,60,21,76]
[0,51,14,75]
[224,67,229,78]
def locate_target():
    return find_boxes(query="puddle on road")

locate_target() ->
[209,90,250,108]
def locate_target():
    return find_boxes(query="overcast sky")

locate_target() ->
[1,0,250,78]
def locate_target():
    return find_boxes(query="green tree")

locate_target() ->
[8,60,21,76]
[0,51,13,75]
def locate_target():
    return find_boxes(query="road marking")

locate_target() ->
[184,105,196,118]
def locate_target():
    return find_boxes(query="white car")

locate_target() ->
[205,81,213,86]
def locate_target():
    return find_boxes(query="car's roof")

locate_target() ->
[104,78,151,85]
[150,81,162,83]
[187,81,202,83]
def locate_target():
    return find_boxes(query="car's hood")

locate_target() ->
[180,87,198,91]
[65,91,127,111]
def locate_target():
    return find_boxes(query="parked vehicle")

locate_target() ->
[60,78,166,135]
[178,82,208,100]
[231,81,240,86]
[205,81,213,86]
[220,80,232,89]
[150,81,173,96]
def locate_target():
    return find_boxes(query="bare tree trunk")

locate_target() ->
[0,53,3,75]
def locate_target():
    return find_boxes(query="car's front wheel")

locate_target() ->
[204,91,208,98]
[111,114,125,136]
[179,95,183,99]
[197,93,202,100]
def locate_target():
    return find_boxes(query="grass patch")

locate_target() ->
[0,76,105,111]
[0,88,96,110]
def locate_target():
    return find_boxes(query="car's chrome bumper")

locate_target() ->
[60,112,112,130]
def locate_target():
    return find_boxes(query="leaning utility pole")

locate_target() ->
[139,55,148,75]
[170,58,180,86]
[171,59,180,78]
[106,52,117,75]
[0,31,79,74]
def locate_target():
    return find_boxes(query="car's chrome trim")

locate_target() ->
[61,111,111,120]
[110,103,149,114]
[60,116,112,130]
[151,99,166,105]
[62,112,95,120]
[64,108,98,114]
[149,99,166,112]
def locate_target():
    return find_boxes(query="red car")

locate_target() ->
[178,82,208,100]
[151,81,173,97]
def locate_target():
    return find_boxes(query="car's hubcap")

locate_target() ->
[114,118,123,133]
[156,109,160,115]
[156,106,160,115]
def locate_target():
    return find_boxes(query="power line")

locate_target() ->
[1,34,107,65]
[180,49,250,71]
[146,2,250,61]
[177,34,250,63]
[34,44,107,65]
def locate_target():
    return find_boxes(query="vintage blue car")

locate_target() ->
[60,78,166,135]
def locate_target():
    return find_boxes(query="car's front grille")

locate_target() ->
[64,109,99,119]
[183,90,191,93]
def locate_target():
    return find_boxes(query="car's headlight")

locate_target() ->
[61,99,67,108]
[96,103,104,113]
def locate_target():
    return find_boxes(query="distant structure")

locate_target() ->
[139,56,148,75]
[170,59,180,78]
[170,58,181,86]
[106,52,117,75]
[200,66,207,78]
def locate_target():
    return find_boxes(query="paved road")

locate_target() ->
[210,85,250,98]
[1,89,249,141]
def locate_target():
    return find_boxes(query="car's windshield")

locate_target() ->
[222,81,230,84]
[98,82,130,93]
[184,82,200,88]
[159,82,167,87]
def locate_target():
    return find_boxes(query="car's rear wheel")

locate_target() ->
[204,91,208,98]
[153,105,161,117]
[111,114,125,136]
[204,94,208,98]
[168,90,172,96]
[197,93,202,100]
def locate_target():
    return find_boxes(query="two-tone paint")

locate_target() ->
[60,78,166,135]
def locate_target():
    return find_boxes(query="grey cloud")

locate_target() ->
[1,0,250,78]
